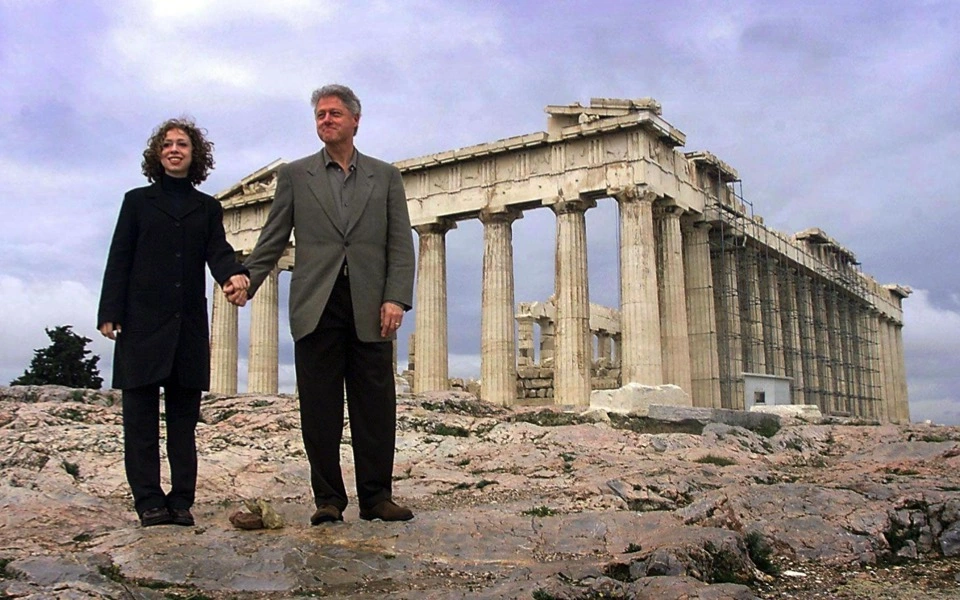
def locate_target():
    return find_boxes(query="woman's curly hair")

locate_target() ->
[141,117,215,185]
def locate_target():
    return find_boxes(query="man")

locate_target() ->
[227,84,415,523]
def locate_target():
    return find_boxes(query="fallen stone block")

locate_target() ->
[590,383,691,416]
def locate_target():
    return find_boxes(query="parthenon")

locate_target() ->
[211,97,911,423]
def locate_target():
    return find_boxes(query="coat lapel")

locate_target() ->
[304,150,344,235]
[346,152,374,236]
[145,182,203,220]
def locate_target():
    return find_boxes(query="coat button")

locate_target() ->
[175,282,181,288]
[174,312,181,318]
[175,252,182,258]
[175,222,181,227]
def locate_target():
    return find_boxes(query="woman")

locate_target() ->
[98,118,248,527]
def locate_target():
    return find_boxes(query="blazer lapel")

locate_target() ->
[145,182,203,220]
[304,150,344,235]
[346,153,374,236]
[179,189,203,219]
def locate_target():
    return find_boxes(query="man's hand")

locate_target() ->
[223,274,250,307]
[99,322,121,341]
[380,301,404,338]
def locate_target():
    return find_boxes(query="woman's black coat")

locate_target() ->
[97,182,246,390]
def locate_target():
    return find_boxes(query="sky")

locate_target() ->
[1,0,958,424]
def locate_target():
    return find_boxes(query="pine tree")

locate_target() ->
[11,325,103,389]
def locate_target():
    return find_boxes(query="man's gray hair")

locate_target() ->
[310,84,361,116]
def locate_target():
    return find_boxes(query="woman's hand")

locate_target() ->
[99,322,121,340]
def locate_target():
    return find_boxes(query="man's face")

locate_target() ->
[315,96,359,146]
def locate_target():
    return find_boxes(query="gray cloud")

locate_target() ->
[1,1,956,422]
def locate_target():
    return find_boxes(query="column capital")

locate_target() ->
[610,185,658,205]
[550,197,596,216]
[479,207,523,225]
[414,218,457,236]
[654,203,684,219]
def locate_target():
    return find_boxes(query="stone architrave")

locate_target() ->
[739,247,766,375]
[616,188,662,385]
[479,209,521,406]
[414,219,456,393]
[210,289,239,394]
[760,257,786,377]
[248,268,279,394]
[551,197,595,406]
[656,205,692,396]
[682,220,721,408]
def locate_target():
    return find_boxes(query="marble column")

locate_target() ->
[739,247,766,375]
[861,309,882,421]
[811,280,834,414]
[760,257,786,377]
[795,273,820,408]
[683,220,721,408]
[479,209,521,406]
[712,241,744,409]
[414,220,456,393]
[825,288,845,413]
[850,303,869,418]
[210,288,238,394]
[894,323,910,423]
[885,320,901,423]
[552,197,594,406]
[778,268,805,405]
[617,189,662,384]
[656,205,692,395]
[834,294,852,413]
[248,269,279,394]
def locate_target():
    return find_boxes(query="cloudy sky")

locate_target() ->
[1,0,957,423]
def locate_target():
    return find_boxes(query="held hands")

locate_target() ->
[380,301,404,338]
[223,274,250,307]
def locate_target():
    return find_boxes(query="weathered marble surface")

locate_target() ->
[0,385,957,599]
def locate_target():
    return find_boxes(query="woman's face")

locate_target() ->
[160,128,193,178]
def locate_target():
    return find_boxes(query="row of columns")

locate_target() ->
[208,190,909,424]
[211,270,280,395]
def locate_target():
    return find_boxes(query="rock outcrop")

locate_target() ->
[0,385,957,599]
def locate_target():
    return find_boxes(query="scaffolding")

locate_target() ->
[693,163,882,419]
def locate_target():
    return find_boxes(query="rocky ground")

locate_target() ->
[0,385,959,599]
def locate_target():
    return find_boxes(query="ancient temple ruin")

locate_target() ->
[212,98,911,423]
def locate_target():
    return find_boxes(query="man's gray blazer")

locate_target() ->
[244,150,415,343]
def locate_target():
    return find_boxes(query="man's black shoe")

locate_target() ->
[359,500,414,522]
[140,507,172,527]
[310,504,343,525]
[170,508,195,526]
